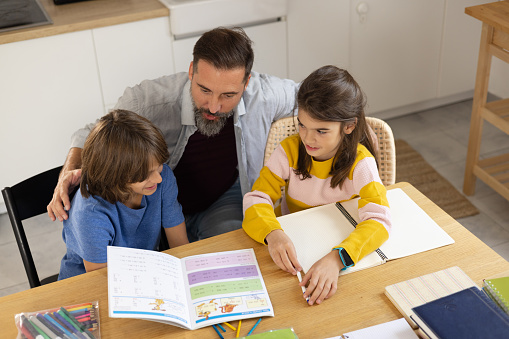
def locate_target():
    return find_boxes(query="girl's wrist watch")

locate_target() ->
[334,247,354,270]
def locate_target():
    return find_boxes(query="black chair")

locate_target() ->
[2,166,76,288]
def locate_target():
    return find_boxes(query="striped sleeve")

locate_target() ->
[334,148,391,264]
[242,143,291,244]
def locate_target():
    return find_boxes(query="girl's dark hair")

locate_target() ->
[193,27,254,83]
[80,109,170,204]
[294,65,377,188]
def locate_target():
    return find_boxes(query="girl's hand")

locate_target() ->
[300,251,344,305]
[265,229,302,274]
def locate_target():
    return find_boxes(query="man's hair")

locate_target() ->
[193,27,254,83]
[80,109,169,204]
[294,65,377,188]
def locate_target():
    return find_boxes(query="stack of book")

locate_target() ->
[385,267,509,338]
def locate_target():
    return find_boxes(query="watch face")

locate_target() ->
[340,248,354,267]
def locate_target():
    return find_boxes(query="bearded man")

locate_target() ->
[47,27,299,242]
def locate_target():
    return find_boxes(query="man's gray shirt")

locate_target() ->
[70,71,299,196]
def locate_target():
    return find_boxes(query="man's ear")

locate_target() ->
[244,74,251,90]
[344,118,357,135]
[188,61,194,81]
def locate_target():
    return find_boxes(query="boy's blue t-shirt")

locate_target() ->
[59,164,185,280]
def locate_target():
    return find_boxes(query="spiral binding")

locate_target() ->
[335,202,388,261]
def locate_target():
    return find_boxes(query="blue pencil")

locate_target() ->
[247,318,262,336]
[37,313,65,338]
[44,314,74,339]
[212,325,224,339]
[216,323,226,332]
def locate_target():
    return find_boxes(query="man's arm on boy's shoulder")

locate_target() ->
[47,147,83,222]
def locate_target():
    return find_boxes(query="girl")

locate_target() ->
[242,66,391,305]
[59,110,189,280]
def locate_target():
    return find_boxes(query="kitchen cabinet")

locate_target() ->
[439,0,486,98]
[0,30,104,200]
[172,21,288,79]
[349,0,445,115]
[92,17,175,111]
[287,0,508,117]
[287,0,349,82]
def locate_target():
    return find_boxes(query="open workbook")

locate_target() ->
[107,246,274,330]
[277,188,454,275]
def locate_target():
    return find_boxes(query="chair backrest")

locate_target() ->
[1,166,68,288]
[365,117,396,186]
[264,116,299,165]
[263,116,396,186]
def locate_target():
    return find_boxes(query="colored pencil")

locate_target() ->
[212,325,224,339]
[297,271,309,302]
[247,318,262,336]
[236,320,241,338]
[29,315,61,339]
[223,322,237,331]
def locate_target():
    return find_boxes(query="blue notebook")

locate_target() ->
[410,286,509,339]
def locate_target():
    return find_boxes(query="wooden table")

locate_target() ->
[463,1,509,201]
[1,182,509,339]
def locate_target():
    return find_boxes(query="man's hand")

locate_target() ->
[265,229,302,275]
[300,251,344,305]
[47,169,82,221]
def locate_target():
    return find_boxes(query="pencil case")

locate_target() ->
[14,301,100,339]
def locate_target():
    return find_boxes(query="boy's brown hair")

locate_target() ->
[80,109,169,204]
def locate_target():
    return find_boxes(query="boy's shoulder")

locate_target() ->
[156,164,178,194]
[72,188,123,213]
[161,163,176,182]
[66,190,117,227]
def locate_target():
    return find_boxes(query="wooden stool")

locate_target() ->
[463,2,509,201]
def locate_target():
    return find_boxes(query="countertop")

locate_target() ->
[0,0,169,45]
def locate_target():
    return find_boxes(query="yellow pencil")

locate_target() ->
[236,320,242,338]
[224,322,237,331]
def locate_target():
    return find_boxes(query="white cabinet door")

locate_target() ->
[172,21,288,79]
[92,17,175,110]
[0,31,104,201]
[350,0,445,114]
[439,0,486,98]
[287,0,350,82]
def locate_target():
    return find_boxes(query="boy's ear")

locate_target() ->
[344,118,357,135]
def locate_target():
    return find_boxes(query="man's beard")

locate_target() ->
[193,105,234,137]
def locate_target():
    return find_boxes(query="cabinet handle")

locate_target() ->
[356,2,369,23]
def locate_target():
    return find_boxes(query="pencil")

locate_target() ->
[236,320,241,338]
[247,318,262,336]
[223,322,237,331]
[212,325,224,339]
[216,323,226,332]
[297,271,310,302]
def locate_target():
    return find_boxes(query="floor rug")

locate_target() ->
[395,139,479,219]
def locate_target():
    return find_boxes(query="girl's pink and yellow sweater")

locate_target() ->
[242,134,391,265]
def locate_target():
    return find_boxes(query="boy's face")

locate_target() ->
[129,161,163,198]
[297,109,355,161]
[188,59,250,135]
